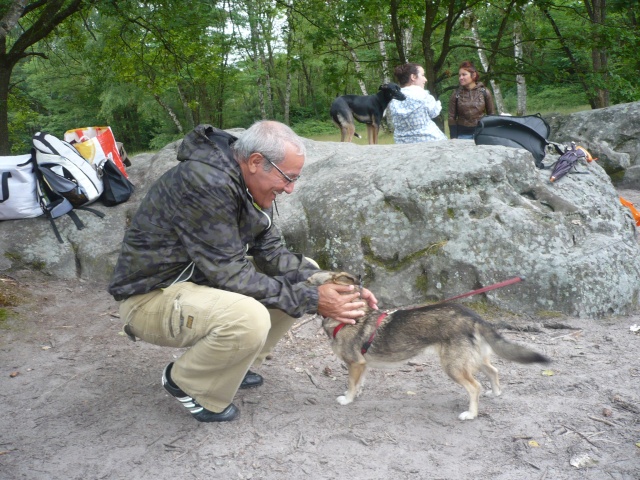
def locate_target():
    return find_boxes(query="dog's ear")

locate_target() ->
[305,271,335,286]
[331,272,360,287]
[306,271,360,287]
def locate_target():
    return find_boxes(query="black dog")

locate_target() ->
[330,83,406,144]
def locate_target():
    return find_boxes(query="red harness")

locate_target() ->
[330,276,524,355]
[332,311,389,355]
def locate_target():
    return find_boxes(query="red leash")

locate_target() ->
[436,276,525,304]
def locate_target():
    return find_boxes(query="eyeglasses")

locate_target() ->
[261,154,300,185]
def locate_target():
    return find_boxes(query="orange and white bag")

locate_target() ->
[64,126,128,178]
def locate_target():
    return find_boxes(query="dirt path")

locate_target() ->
[1,268,638,480]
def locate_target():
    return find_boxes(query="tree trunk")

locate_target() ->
[284,3,294,125]
[300,60,315,113]
[420,2,437,93]
[377,24,390,83]
[152,91,183,134]
[339,32,367,95]
[177,83,195,130]
[470,16,506,114]
[259,18,274,118]
[284,61,291,125]
[389,0,406,64]
[247,1,267,119]
[513,20,527,116]
[586,0,609,107]
[0,0,85,154]
[0,0,28,40]
[0,55,11,155]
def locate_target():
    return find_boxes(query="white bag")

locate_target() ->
[33,132,104,207]
[0,153,43,220]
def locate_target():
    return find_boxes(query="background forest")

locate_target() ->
[1,0,638,155]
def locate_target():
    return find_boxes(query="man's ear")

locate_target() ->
[246,152,264,174]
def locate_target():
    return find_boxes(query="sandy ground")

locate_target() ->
[0,266,638,480]
[2,189,640,479]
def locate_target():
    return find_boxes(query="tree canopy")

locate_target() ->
[1,0,638,154]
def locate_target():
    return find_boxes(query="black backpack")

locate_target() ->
[474,114,563,168]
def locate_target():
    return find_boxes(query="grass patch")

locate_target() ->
[4,252,22,262]
[0,277,26,330]
[291,119,337,137]
[0,282,21,307]
[501,85,591,117]
[292,119,396,144]
[4,252,47,272]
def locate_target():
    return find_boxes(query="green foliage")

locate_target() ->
[7,87,39,154]
[1,0,638,154]
[291,119,336,137]
[149,133,183,151]
[502,84,589,115]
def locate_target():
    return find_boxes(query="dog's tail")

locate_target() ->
[477,322,550,364]
[353,132,361,139]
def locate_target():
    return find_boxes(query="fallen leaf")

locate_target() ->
[9,371,19,378]
[541,369,554,376]
[41,345,52,350]
[635,442,640,448]
[528,440,540,447]
[406,391,416,395]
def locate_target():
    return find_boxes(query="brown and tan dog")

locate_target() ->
[307,271,550,420]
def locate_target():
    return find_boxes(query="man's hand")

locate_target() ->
[317,283,378,325]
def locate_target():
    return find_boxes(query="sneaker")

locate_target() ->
[162,363,239,422]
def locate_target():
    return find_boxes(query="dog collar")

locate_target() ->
[332,310,393,350]
[332,323,346,338]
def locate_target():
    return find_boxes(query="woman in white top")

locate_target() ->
[388,63,447,144]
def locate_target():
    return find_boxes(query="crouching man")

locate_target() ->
[108,121,377,422]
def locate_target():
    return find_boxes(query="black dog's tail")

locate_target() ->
[353,132,361,139]
[477,322,550,364]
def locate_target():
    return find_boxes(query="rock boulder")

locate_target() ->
[1,116,639,317]
[276,139,640,317]
[547,101,640,187]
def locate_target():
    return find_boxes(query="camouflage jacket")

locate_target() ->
[108,125,319,318]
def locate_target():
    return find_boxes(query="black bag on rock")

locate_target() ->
[100,158,134,206]
[473,114,563,169]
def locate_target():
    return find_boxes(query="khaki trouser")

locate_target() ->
[120,282,299,413]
